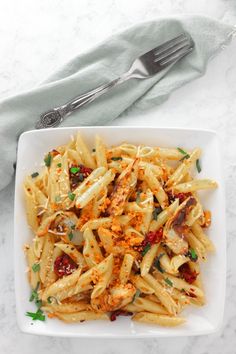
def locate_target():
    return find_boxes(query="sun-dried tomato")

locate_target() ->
[54,254,78,277]
[179,263,198,284]
[69,164,93,189]
[167,192,192,204]
[141,228,163,248]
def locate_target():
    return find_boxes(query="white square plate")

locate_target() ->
[14,126,226,337]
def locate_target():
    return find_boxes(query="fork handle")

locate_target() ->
[65,74,130,113]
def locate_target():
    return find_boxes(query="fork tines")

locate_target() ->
[154,33,194,66]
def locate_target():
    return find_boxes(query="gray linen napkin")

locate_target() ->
[0,15,235,191]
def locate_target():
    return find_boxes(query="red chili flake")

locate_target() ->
[54,254,78,277]
[110,310,133,322]
[179,263,198,284]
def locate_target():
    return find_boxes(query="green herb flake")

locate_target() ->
[189,248,198,261]
[196,159,201,173]
[111,157,123,161]
[68,192,76,201]
[55,195,61,203]
[177,147,190,161]
[26,309,45,321]
[31,172,39,178]
[32,263,40,272]
[70,167,80,174]
[136,190,142,203]
[152,207,162,220]
[44,153,52,167]
[57,163,62,168]
[29,282,40,302]
[47,297,52,304]
[68,232,73,241]
[164,278,173,287]
[132,289,141,303]
[141,244,151,257]
[154,253,165,273]
[92,148,96,152]
[177,147,188,155]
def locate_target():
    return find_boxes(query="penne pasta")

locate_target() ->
[132,312,185,327]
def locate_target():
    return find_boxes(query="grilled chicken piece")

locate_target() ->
[90,283,136,312]
[163,196,197,255]
[107,160,139,216]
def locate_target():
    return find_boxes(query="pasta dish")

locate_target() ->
[23,132,217,326]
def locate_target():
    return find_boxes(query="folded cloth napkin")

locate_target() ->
[0,15,235,191]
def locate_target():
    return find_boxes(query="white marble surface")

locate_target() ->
[0,0,236,353]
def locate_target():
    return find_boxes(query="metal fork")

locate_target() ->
[36,33,194,129]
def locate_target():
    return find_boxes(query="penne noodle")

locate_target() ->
[55,311,109,323]
[143,274,178,315]
[95,135,108,169]
[75,169,115,209]
[119,254,134,285]
[134,297,168,315]
[144,166,169,209]
[132,312,185,327]
[166,148,201,188]
[140,244,159,277]
[171,179,218,193]
[76,133,96,169]
[191,222,215,252]
[42,301,90,313]
[26,246,40,289]
[80,217,112,232]
[83,228,104,268]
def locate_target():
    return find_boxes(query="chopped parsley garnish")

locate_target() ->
[136,190,142,203]
[44,153,52,167]
[141,244,151,257]
[57,163,62,168]
[196,159,201,173]
[55,195,61,203]
[132,289,141,303]
[188,248,198,261]
[68,192,76,201]
[111,157,123,161]
[68,232,73,241]
[92,148,96,152]
[29,282,40,302]
[152,207,162,220]
[31,172,39,178]
[177,147,190,161]
[26,309,45,321]
[70,167,80,174]
[154,253,165,273]
[32,263,40,272]
[165,278,173,287]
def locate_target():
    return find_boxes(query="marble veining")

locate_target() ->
[0,0,236,353]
